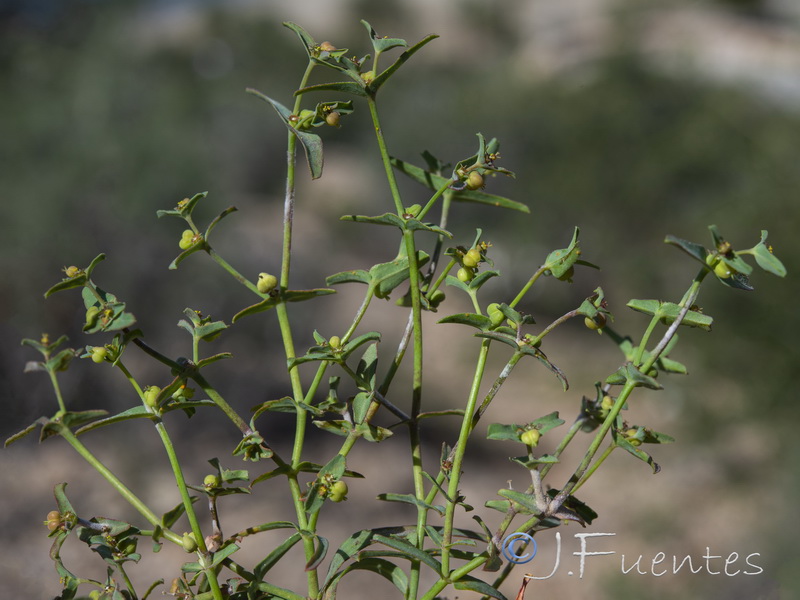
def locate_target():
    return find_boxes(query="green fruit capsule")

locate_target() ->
[714,261,732,279]
[457,267,474,282]
[601,395,615,410]
[45,510,61,531]
[143,386,161,408]
[404,204,422,218]
[178,237,194,250]
[329,335,341,350]
[257,272,278,294]
[520,429,541,446]
[325,111,341,127]
[90,347,107,364]
[203,474,221,488]
[85,306,101,325]
[64,266,81,278]
[462,248,481,268]
[182,532,198,553]
[487,303,504,326]
[465,171,484,190]
[428,290,446,307]
[584,313,607,331]
[329,480,348,502]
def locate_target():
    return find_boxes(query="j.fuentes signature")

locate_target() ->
[504,532,763,579]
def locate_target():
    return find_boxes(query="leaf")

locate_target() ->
[157,192,207,219]
[497,489,541,515]
[355,343,379,392]
[295,80,368,98]
[305,535,329,571]
[752,230,786,277]
[209,542,240,569]
[627,299,713,331]
[204,206,238,241]
[454,577,509,600]
[326,269,371,286]
[4,420,39,447]
[75,406,155,435]
[323,558,408,599]
[370,34,439,93]
[369,253,430,298]
[606,364,663,390]
[376,493,445,515]
[373,533,442,572]
[486,423,522,442]
[246,89,324,179]
[362,20,407,53]
[253,533,302,581]
[665,234,709,265]
[391,157,529,213]
[510,454,559,468]
[439,313,493,331]
[614,436,662,474]
[544,227,581,279]
[283,21,317,58]
[355,422,393,442]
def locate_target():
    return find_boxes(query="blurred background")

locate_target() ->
[1,0,799,598]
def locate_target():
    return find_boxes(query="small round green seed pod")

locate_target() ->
[182,532,198,553]
[203,474,221,488]
[257,273,278,294]
[462,248,481,268]
[457,267,474,283]
[520,429,541,446]
[465,171,484,190]
[90,347,107,364]
[143,386,161,408]
[329,336,341,350]
[329,480,348,502]
[325,111,341,127]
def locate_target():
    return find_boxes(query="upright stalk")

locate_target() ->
[366,93,428,600]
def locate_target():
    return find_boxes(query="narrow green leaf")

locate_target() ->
[438,313,492,331]
[370,34,439,93]
[283,21,316,57]
[296,80,367,97]
[373,533,442,572]
[376,493,445,515]
[75,406,154,435]
[254,532,302,580]
[391,157,529,212]
[305,535,329,571]
[4,420,39,447]
[204,206,238,242]
[326,269,370,286]
[497,489,541,515]
[362,20,407,53]
[454,577,509,600]
[665,234,709,265]
[246,89,325,178]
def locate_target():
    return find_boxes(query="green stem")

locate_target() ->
[192,373,252,435]
[421,554,489,600]
[441,340,490,575]
[509,265,548,309]
[48,369,67,414]
[207,248,260,294]
[115,361,223,599]
[56,427,181,546]
[273,59,320,598]
[552,271,707,513]
[572,443,615,493]
[366,92,428,600]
